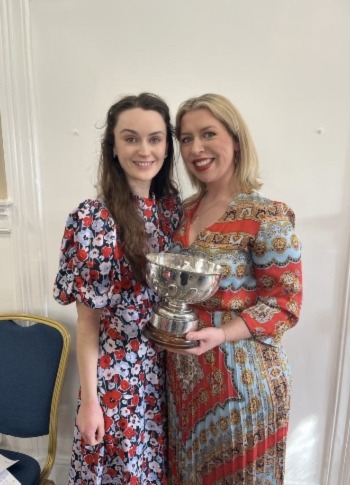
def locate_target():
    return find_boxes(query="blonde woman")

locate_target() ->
[167,93,302,484]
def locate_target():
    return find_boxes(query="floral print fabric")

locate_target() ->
[167,191,302,484]
[53,195,182,484]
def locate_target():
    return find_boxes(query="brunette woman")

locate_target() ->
[54,93,182,484]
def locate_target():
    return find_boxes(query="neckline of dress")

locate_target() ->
[186,191,248,247]
[189,189,254,211]
[132,193,156,203]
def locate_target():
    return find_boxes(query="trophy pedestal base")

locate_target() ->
[143,322,199,349]
[143,302,199,349]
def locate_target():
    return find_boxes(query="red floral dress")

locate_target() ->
[167,191,302,485]
[53,194,182,485]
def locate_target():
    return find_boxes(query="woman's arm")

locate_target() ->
[75,301,105,445]
[167,203,302,356]
[173,316,252,356]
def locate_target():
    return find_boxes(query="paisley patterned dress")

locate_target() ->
[167,191,302,485]
[53,194,182,485]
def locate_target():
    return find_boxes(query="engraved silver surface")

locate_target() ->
[143,252,224,348]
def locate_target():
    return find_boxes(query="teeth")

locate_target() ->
[195,159,212,167]
[135,161,153,166]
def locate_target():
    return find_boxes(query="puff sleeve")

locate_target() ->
[53,200,123,309]
[240,203,302,344]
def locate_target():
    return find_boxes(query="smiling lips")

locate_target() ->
[192,158,214,171]
[134,161,155,169]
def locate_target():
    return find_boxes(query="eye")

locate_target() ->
[180,136,192,144]
[150,136,162,144]
[125,136,137,143]
[203,131,216,139]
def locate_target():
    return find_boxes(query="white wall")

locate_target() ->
[1,0,350,483]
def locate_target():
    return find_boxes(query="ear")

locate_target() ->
[234,141,240,152]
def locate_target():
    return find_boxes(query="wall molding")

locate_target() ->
[0,0,48,314]
[0,199,12,234]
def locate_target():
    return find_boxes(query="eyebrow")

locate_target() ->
[180,125,216,135]
[119,129,165,135]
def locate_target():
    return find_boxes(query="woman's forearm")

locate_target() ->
[76,301,101,403]
[221,315,252,342]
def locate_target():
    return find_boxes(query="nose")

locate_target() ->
[138,141,151,157]
[190,137,204,155]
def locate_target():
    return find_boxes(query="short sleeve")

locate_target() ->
[53,200,123,309]
[240,202,303,344]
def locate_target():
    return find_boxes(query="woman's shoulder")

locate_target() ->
[66,198,115,229]
[69,198,107,215]
[70,198,110,219]
[234,190,295,224]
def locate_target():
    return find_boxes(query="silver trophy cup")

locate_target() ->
[143,252,225,349]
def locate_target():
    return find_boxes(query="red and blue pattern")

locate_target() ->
[167,191,302,484]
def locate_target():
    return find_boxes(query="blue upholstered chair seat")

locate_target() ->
[0,448,40,485]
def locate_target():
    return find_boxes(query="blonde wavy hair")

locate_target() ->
[175,93,262,193]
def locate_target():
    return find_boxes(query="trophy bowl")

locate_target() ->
[143,252,225,349]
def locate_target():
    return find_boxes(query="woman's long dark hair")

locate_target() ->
[98,93,178,282]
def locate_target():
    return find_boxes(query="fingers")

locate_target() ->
[186,328,214,342]
[185,328,226,355]
[165,328,225,356]
[186,327,219,340]
[96,422,105,443]
[81,426,104,446]
[186,331,201,341]
[85,433,102,446]
[77,408,105,446]
[80,423,102,445]
[81,432,99,446]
